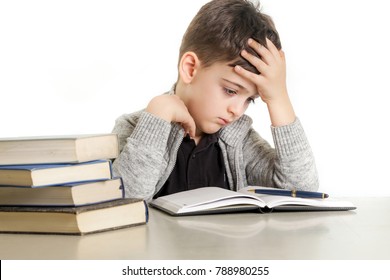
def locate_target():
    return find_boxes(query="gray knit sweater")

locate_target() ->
[112,106,319,201]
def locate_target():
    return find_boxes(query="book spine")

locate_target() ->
[108,160,114,179]
[117,177,125,198]
[143,200,150,223]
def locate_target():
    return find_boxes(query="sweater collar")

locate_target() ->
[219,114,253,147]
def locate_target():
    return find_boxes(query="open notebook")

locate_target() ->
[149,186,356,216]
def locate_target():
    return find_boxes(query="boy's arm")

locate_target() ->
[236,38,318,190]
[112,94,194,200]
[146,94,196,138]
[244,118,319,191]
[112,111,172,200]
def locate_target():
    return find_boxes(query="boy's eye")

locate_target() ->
[223,87,237,96]
[247,97,256,104]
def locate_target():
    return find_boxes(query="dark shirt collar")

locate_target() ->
[184,131,220,152]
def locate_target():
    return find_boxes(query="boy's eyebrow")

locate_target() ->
[222,78,246,90]
[222,78,258,97]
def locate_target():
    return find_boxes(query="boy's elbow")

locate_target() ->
[285,167,319,192]
[307,176,320,192]
[303,168,320,191]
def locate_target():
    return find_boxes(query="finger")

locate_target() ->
[248,38,274,65]
[278,49,286,62]
[265,38,281,58]
[180,116,196,138]
[234,64,266,86]
[241,49,268,74]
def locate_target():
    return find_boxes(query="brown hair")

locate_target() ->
[179,0,281,74]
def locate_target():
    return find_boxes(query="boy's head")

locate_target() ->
[175,0,282,138]
[179,0,281,74]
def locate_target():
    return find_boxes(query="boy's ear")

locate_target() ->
[179,52,200,84]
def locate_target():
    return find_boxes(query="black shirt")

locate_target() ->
[153,133,229,198]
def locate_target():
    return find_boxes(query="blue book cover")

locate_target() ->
[0,160,113,187]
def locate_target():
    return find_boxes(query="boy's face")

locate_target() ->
[182,61,258,136]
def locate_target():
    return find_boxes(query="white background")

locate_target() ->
[1,0,389,196]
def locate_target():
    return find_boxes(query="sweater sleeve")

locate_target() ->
[111,111,172,200]
[245,118,319,191]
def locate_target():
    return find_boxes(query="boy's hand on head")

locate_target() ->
[235,38,295,126]
[146,95,196,138]
[237,38,287,103]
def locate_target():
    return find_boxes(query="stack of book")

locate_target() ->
[0,134,148,235]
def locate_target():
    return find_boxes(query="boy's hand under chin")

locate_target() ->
[234,38,296,127]
[146,94,197,138]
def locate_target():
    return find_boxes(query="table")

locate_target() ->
[1,198,389,259]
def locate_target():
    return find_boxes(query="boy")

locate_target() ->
[112,0,319,201]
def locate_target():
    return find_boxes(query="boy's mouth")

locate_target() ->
[218,117,231,125]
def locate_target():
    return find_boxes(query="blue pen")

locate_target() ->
[247,188,329,199]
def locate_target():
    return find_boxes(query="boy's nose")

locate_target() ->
[227,102,246,119]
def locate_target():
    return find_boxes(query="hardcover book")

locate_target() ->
[149,186,356,216]
[0,133,119,165]
[0,198,148,235]
[0,178,124,206]
[0,160,113,187]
